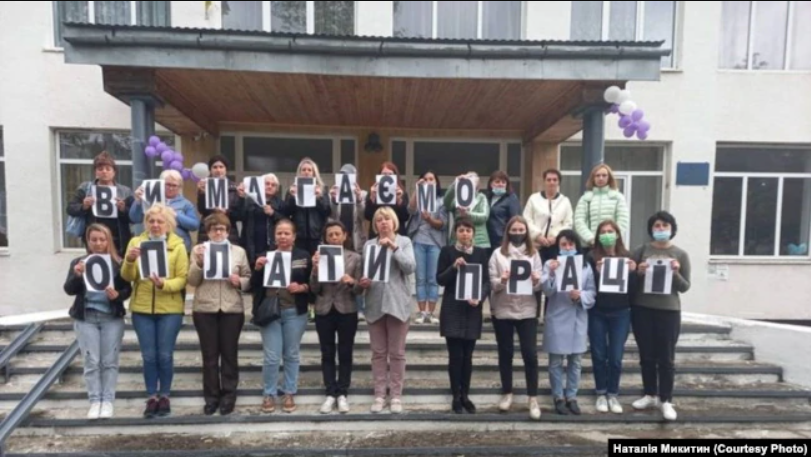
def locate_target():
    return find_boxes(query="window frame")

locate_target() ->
[0,127,6,252]
[393,1,527,40]
[52,1,171,47]
[223,1,357,34]
[712,144,811,259]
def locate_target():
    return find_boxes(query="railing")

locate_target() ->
[0,324,42,384]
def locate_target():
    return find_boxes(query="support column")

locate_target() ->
[581,106,605,192]
[130,97,157,189]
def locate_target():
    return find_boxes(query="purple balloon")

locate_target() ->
[144,146,157,158]
[610,104,620,114]
[160,151,174,164]
[623,125,637,138]
[619,116,633,129]
[631,109,645,122]
[172,152,184,163]
[637,130,649,140]
[169,160,184,171]
[637,120,651,132]
[181,168,192,180]
[190,173,201,183]
[156,142,168,154]
[148,136,161,147]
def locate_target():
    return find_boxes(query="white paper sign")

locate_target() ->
[600,257,629,294]
[139,240,169,280]
[318,245,345,283]
[364,244,392,282]
[507,259,533,296]
[376,175,398,205]
[456,178,476,210]
[243,176,266,207]
[263,251,292,288]
[417,182,436,213]
[295,177,316,208]
[83,254,114,292]
[455,264,482,301]
[204,241,231,280]
[206,178,229,210]
[644,257,674,295]
[335,174,357,205]
[92,185,118,219]
[556,255,584,292]
[142,180,165,210]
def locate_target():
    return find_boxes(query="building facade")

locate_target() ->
[0,1,810,320]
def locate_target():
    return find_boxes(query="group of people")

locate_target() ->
[64,150,690,422]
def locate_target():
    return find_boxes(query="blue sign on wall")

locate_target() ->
[676,162,710,186]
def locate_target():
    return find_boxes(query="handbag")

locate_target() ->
[66,182,91,239]
[253,292,281,327]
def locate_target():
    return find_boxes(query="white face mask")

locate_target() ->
[149,234,167,242]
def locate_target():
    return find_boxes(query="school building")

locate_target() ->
[0,1,810,321]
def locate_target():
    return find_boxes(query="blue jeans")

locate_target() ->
[74,310,125,403]
[131,313,184,397]
[588,308,631,396]
[355,295,365,314]
[413,242,441,303]
[549,354,582,400]
[260,307,308,397]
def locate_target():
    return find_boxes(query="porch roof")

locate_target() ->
[62,24,669,142]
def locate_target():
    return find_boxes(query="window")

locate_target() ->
[720,1,811,70]
[570,1,677,68]
[0,128,7,249]
[394,1,522,40]
[560,144,665,249]
[57,130,173,249]
[711,146,811,257]
[223,1,355,35]
[53,1,171,46]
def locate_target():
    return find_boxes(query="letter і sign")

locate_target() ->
[364,244,391,282]
[92,185,117,219]
[644,258,673,295]
[83,254,113,292]
[318,245,344,283]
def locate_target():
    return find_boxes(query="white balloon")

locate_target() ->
[619,100,637,116]
[603,86,622,103]
[616,89,632,105]
[191,162,210,179]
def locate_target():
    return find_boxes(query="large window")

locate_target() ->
[0,128,7,249]
[560,144,665,249]
[53,1,171,46]
[711,146,811,258]
[720,1,811,70]
[222,1,355,35]
[570,1,677,68]
[394,1,522,40]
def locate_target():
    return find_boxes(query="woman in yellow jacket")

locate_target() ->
[122,203,189,419]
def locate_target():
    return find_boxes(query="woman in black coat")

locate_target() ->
[436,217,491,414]
[236,173,287,266]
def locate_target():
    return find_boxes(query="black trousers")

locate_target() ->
[631,306,681,403]
[492,317,539,397]
[193,311,245,408]
[446,338,477,398]
[315,308,359,397]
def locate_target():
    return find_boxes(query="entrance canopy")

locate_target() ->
[62,23,668,143]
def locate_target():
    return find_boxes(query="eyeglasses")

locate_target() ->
[165,183,180,188]
[209,227,228,233]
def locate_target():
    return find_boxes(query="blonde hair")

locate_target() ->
[143,203,178,235]
[586,163,618,191]
[373,206,400,234]
[85,223,122,264]
[159,170,183,186]
[297,158,324,189]
[263,173,280,187]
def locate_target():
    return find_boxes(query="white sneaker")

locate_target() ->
[498,393,513,412]
[358,312,366,322]
[337,396,350,414]
[528,398,542,420]
[390,399,403,414]
[99,401,114,419]
[608,397,623,414]
[429,315,439,325]
[632,395,660,411]
[370,397,386,413]
[414,313,426,324]
[595,395,609,413]
[661,402,677,421]
[320,396,336,414]
[87,402,101,420]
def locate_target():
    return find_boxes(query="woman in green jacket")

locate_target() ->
[443,172,490,249]
[574,164,629,248]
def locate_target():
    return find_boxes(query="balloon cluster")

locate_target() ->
[143,136,211,182]
[603,86,651,140]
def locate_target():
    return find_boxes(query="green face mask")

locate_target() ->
[599,232,617,247]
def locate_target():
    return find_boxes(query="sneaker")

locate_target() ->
[428,314,439,325]
[632,395,660,411]
[608,397,624,414]
[567,399,581,416]
[528,398,542,420]
[99,402,114,419]
[320,396,336,414]
[337,396,350,414]
[262,396,276,413]
[156,397,171,417]
[87,402,101,420]
[370,397,386,413]
[414,313,426,324]
[282,394,297,413]
[308,308,315,322]
[554,399,570,415]
[143,398,159,419]
[390,399,403,414]
[358,312,366,322]
[595,395,609,413]
[498,393,513,412]
[661,402,677,421]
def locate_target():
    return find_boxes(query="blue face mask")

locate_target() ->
[653,230,672,241]
[559,249,578,256]
[492,188,506,196]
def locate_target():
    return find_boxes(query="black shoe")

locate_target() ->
[204,403,219,416]
[567,400,581,416]
[461,396,477,414]
[143,398,159,419]
[220,404,235,416]
[555,399,570,416]
[156,397,171,417]
[452,397,465,414]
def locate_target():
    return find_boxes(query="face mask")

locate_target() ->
[599,233,617,247]
[492,188,506,196]
[209,239,228,245]
[653,230,672,242]
[508,234,527,247]
[559,249,578,257]
[149,234,167,242]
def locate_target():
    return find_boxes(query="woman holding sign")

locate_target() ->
[630,211,691,422]
[357,207,416,414]
[364,162,410,238]
[487,216,543,420]
[187,213,252,416]
[574,164,629,249]
[444,172,490,249]
[238,173,287,267]
[250,219,313,414]
[485,171,521,253]
[64,224,132,420]
[436,217,490,414]
[121,204,189,419]
[196,155,242,245]
[284,158,331,256]
[542,229,597,416]
[131,170,199,253]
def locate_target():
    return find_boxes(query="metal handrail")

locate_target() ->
[0,324,42,384]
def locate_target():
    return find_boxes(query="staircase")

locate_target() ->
[0,314,810,456]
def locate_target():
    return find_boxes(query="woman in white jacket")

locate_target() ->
[523,169,574,263]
